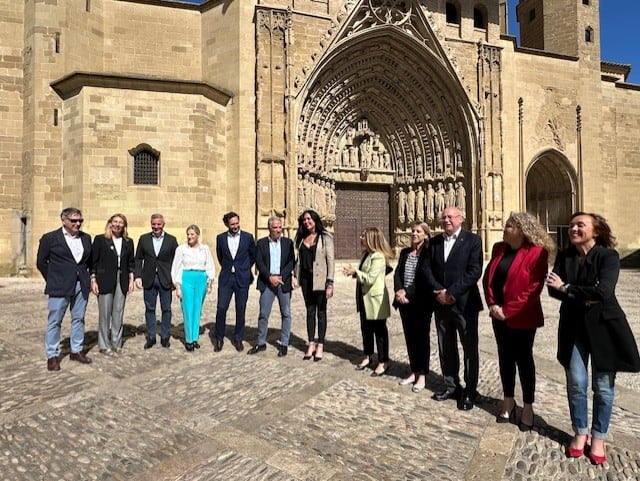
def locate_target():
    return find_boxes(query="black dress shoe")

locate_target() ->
[213,339,223,352]
[433,387,461,401]
[277,345,288,357]
[233,340,244,352]
[160,337,170,348]
[143,338,156,349]
[458,394,474,411]
[247,344,266,355]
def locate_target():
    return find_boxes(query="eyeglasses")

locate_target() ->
[68,218,84,224]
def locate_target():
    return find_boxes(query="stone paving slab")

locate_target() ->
[1,269,639,480]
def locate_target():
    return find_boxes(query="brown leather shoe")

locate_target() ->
[213,339,223,352]
[47,357,60,371]
[69,351,92,364]
[233,340,244,352]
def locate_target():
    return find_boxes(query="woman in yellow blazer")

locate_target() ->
[343,227,394,376]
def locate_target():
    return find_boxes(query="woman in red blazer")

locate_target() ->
[483,212,555,431]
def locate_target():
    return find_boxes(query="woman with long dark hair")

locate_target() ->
[546,212,640,464]
[294,210,335,361]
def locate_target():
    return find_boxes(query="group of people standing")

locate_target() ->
[37,205,639,465]
[343,206,639,466]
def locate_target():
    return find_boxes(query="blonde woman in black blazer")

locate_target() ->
[91,214,135,355]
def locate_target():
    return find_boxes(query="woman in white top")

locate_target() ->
[171,225,215,351]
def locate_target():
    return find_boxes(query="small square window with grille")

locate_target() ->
[134,150,159,185]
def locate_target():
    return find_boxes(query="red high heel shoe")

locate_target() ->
[588,451,606,465]
[566,445,584,458]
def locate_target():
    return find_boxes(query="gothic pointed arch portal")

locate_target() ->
[293,6,479,256]
[525,149,578,239]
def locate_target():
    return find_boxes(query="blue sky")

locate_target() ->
[177,0,639,84]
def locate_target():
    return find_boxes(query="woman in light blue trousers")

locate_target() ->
[172,225,215,351]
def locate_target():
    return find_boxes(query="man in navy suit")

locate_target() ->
[247,216,295,357]
[214,211,256,352]
[423,206,483,410]
[36,207,93,371]
[134,213,178,349]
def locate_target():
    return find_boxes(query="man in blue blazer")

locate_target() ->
[134,213,178,349]
[214,211,256,352]
[36,207,93,371]
[247,216,295,357]
[423,206,483,410]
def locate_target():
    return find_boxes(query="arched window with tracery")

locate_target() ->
[129,144,160,185]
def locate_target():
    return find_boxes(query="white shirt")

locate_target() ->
[62,227,84,263]
[443,227,461,262]
[152,231,165,256]
[227,230,241,272]
[112,236,123,268]
[171,243,216,284]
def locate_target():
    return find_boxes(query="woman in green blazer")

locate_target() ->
[343,227,394,376]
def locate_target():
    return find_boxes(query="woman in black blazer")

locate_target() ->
[91,214,135,355]
[393,221,433,393]
[547,212,640,465]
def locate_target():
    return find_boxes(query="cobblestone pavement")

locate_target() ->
[1,266,640,481]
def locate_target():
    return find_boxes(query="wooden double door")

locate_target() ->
[334,184,390,259]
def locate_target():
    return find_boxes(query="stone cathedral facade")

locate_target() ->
[1,0,639,272]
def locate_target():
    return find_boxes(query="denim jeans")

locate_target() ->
[565,340,616,439]
[45,281,88,358]
[257,285,291,346]
[143,274,172,340]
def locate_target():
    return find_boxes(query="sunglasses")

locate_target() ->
[68,218,84,224]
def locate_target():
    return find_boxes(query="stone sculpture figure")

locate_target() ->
[406,186,416,223]
[435,181,445,218]
[456,181,467,217]
[397,187,407,224]
[445,182,456,207]
[416,185,425,222]
[426,183,435,222]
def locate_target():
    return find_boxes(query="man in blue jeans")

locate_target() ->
[134,213,178,349]
[248,217,295,357]
[36,207,93,371]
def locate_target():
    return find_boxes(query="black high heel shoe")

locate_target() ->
[355,356,371,370]
[496,405,516,424]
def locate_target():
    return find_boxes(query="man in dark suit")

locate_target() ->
[134,213,178,349]
[423,206,483,410]
[247,216,295,357]
[214,211,256,352]
[36,207,93,371]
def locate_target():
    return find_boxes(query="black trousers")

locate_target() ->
[359,311,389,362]
[435,307,479,394]
[300,275,328,343]
[399,303,432,375]
[492,319,537,404]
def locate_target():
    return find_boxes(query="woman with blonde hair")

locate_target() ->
[483,212,555,429]
[91,214,136,355]
[394,221,433,392]
[343,227,394,377]
[171,225,216,352]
